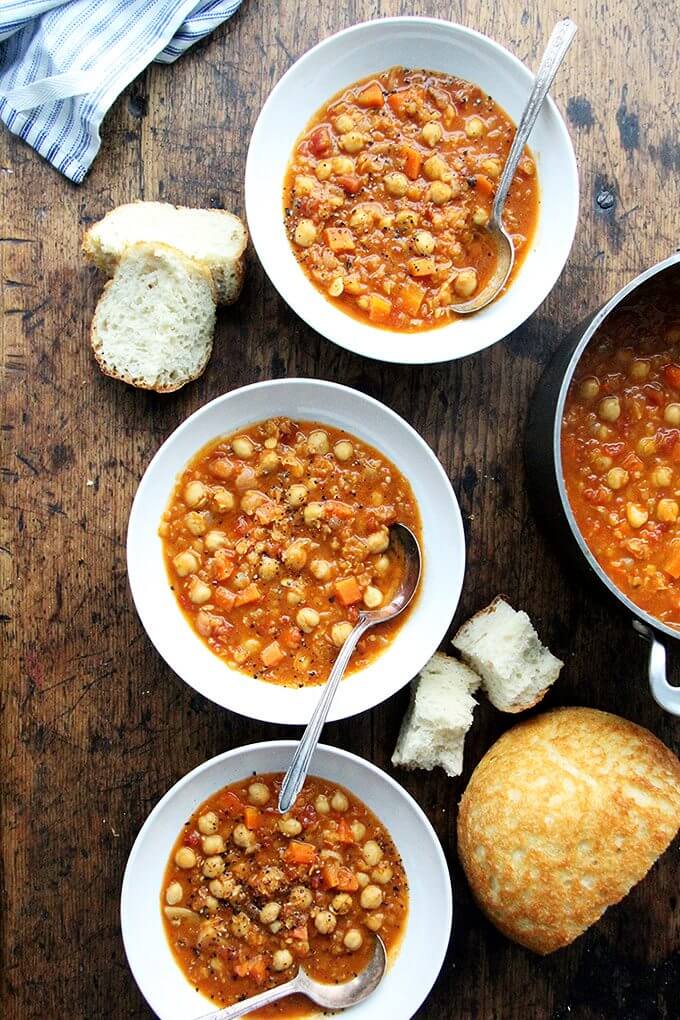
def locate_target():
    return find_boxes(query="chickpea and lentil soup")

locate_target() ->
[159,417,421,685]
[162,773,408,1016]
[284,66,538,332]
[562,271,680,626]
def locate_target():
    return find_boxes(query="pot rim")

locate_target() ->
[552,251,680,642]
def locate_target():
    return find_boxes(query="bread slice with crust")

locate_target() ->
[392,652,480,777]
[452,597,563,712]
[90,242,216,393]
[83,201,247,304]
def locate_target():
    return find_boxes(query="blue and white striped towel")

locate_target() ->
[0,0,242,183]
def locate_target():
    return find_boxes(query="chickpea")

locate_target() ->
[606,467,629,490]
[652,466,673,487]
[332,155,354,174]
[356,872,369,888]
[204,530,227,553]
[409,256,436,277]
[259,555,279,581]
[384,171,409,197]
[286,590,304,607]
[626,503,649,529]
[230,913,250,938]
[173,550,198,577]
[328,276,344,297]
[371,862,394,884]
[362,841,383,867]
[350,206,372,231]
[481,157,502,178]
[289,886,313,909]
[333,440,354,461]
[259,901,281,925]
[472,206,489,226]
[395,209,419,230]
[209,877,232,899]
[273,949,293,971]
[208,955,223,973]
[294,174,316,196]
[248,782,270,806]
[423,155,449,181]
[188,578,211,605]
[665,403,680,425]
[344,929,363,951]
[428,181,452,204]
[637,436,657,457]
[363,586,383,609]
[232,436,255,459]
[593,454,613,472]
[213,487,235,511]
[579,377,600,400]
[184,480,207,508]
[316,159,333,181]
[658,499,680,522]
[283,540,308,571]
[360,884,384,910]
[315,794,331,814]
[174,847,196,869]
[598,396,621,422]
[296,607,320,633]
[198,811,219,835]
[339,131,366,154]
[315,910,337,934]
[465,116,485,138]
[258,451,280,474]
[184,511,207,536]
[331,893,354,915]
[310,558,332,580]
[454,269,478,298]
[375,555,390,575]
[278,815,303,837]
[166,881,183,905]
[413,230,435,256]
[331,621,353,647]
[202,834,225,855]
[331,790,349,812]
[366,528,390,554]
[366,912,384,932]
[334,113,354,133]
[294,219,317,248]
[421,121,443,147]
[233,823,257,850]
[307,429,329,454]
[350,821,366,841]
[203,855,225,879]
[629,359,650,380]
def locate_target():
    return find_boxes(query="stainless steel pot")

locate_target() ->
[526,252,680,716]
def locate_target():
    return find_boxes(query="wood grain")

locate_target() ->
[2,1,679,1017]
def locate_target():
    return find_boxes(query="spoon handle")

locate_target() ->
[194,973,302,1019]
[493,18,577,221]
[278,616,372,813]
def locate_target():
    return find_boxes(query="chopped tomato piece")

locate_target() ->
[335,174,362,194]
[323,499,354,519]
[322,859,340,888]
[184,830,200,848]
[368,293,392,323]
[285,840,317,866]
[212,547,235,581]
[620,452,644,473]
[290,924,309,941]
[402,145,421,180]
[324,227,355,253]
[397,282,425,317]
[235,956,266,983]
[336,819,355,844]
[334,576,362,606]
[244,805,263,829]
[665,365,680,389]
[234,583,261,607]
[221,790,244,816]
[356,82,384,108]
[665,547,680,578]
[214,586,236,611]
[281,625,303,650]
[261,640,285,668]
[336,866,360,892]
[309,126,331,157]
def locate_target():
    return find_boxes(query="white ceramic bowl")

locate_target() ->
[121,741,453,1020]
[127,379,464,724]
[245,16,579,365]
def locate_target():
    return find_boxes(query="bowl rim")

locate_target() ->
[120,739,454,1020]
[552,251,680,640]
[126,377,465,723]
[245,14,579,365]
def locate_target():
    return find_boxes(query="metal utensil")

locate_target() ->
[278,523,422,814]
[195,934,387,1019]
[451,17,577,314]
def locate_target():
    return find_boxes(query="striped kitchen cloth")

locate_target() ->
[0,0,243,183]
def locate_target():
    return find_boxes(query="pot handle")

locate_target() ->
[632,620,680,716]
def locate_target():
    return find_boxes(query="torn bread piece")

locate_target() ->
[452,596,563,713]
[392,652,480,778]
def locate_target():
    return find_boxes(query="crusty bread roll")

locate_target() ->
[457,707,680,954]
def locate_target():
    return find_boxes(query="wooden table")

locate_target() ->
[2,1,679,1017]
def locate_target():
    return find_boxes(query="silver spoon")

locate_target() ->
[195,935,387,1019]
[451,17,577,315]
[278,522,422,814]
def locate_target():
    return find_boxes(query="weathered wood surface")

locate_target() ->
[2,0,679,1017]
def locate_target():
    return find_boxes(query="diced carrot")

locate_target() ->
[244,805,263,830]
[261,640,285,668]
[336,866,360,892]
[324,227,355,253]
[285,840,317,866]
[356,81,384,108]
[475,174,494,197]
[335,174,362,194]
[221,790,244,816]
[323,499,354,519]
[334,576,362,606]
[665,365,680,389]
[322,859,340,888]
[665,547,680,578]
[368,293,392,323]
[397,281,426,317]
[387,91,408,117]
[403,145,421,180]
[336,819,355,844]
[214,586,236,611]
[234,583,261,607]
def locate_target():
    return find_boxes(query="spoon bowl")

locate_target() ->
[196,936,387,1019]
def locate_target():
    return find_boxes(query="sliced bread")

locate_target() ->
[452,596,563,713]
[83,201,247,304]
[90,241,216,392]
[392,652,480,778]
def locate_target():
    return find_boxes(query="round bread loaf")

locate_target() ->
[457,707,680,954]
